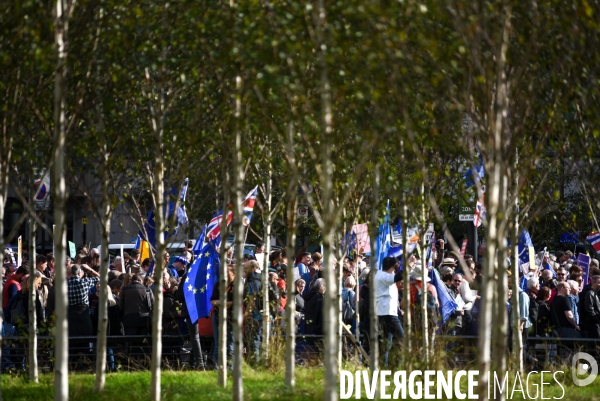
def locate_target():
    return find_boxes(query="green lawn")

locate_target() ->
[1,368,325,401]
[2,368,600,400]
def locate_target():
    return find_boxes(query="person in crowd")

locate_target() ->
[242,260,263,361]
[67,264,99,336]
[551,281,580,337]
[569,273,583,290]
[35,255,49,279]
[375,257,404,339]
[556,267,567,283]
[540,269,557,303]
[529,286,552,337]
[566,280,580,325]
[342,275,356,327]
[296,252,312,295]
[434,238,448,268]
[304,278,326,335]
[3,265,28,310]
[358,268,371,334]
[120,274,153,336]
[141,258,151,277]
[110,256,123,272]
[445,273,465,335]
[107,279,123,336]
[45,253,55,275]
[170,256,187,279]
[579,275,600,338]
[459,267,478,335]
[310,252,323,282]
[294,279,306,313]
[267,272,281,319]
[375,257,404,365]
[127,249,141,269]
[254,241,265,272]
[9,271,45,330]
[210,264,235,368]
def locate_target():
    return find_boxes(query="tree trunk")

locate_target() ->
[400,141,411,359]
[52,0,73,398]
[510,179,523,372]
[284,122,298,388]
[420,182,429,365]
[231,75,245,401]
[477,6,511,400]
[217,166,230,386]
[369,163,379,372]
[322,233,339,401]
[94,162,112,393]
[28,216,38,382]
[0,113,13,401]
[149,81,166,401]
[261,155,272,363]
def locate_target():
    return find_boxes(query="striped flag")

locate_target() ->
[206,210,232,241]
[586,232,600,252]
[242,186,258,227]
[474,198,486,228]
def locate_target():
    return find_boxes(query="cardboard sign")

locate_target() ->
[68,241,76,259]
[577,254,591,286]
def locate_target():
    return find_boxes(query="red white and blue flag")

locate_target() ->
[242,186,258,227]
[205,186,258,240]
[206,210,233,240]
[474,198,486,228]
[586,232,600,252]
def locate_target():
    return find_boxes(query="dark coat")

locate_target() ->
[580,284,600,338]
[119,282,154,327]
[303,289,324,335]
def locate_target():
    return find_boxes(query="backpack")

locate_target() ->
[413,283,437,311]
[342,291,355,324]
[9,294,27,325]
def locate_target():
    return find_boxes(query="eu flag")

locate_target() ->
[184,239,220,323]
[518,229,534,264]
[429,268,458,324]
[192,224,207,258]
[464,152,485,188]
[375,200,391,270]
[140,178,189,253]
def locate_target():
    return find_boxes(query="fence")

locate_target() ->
[1,333,599,372]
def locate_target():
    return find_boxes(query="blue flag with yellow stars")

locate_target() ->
[184,238,220,323]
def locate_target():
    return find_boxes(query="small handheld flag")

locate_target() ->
[586,232,600,253]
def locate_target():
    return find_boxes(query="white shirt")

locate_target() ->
[374,270,398,316]
[255,253,265,273]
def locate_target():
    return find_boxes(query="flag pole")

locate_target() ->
[242,224,250,249]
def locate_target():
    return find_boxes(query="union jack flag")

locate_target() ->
[206,210,233,240]
[242,186,258,227]
[474,198,486,228]
[586,232,600,253]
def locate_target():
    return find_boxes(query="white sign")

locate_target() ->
[425,223,435,241]
[297,205,309,218]
[459,214,474,221]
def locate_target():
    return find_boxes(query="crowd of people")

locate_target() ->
[2,237,600,371]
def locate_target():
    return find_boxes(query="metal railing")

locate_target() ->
[2,333,599,372]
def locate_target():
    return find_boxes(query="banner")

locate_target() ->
[351,223,371,254]
[577,254,591,287]
[68,241,76,259]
